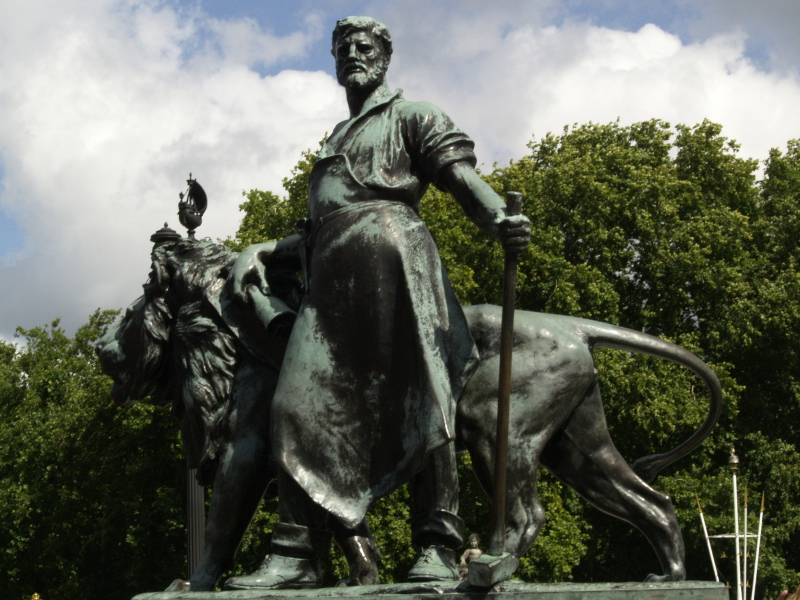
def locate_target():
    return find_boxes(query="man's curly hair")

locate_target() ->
[331,16,393,59]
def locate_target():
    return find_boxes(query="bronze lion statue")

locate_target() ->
[96,236,722,590]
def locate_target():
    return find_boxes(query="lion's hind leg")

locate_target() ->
[541,383,686,582]
[504,441,548,558]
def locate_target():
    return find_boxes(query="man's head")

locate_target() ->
[331,16,392,91]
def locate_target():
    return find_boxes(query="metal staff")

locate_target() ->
[468,191,524,587]
[750,492,765,600]
[697,495,720,582]
[743,488,749,595]
[730,450,742,600]
[488,190,523,555]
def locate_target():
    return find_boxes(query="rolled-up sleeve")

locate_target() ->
[404,102,477,186]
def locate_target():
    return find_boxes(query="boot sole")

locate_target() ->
[407,574,459,582]
[226,582,321,591]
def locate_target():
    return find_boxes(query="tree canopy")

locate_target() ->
[1,118,798,599]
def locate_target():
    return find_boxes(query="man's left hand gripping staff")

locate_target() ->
[499,214,531,254]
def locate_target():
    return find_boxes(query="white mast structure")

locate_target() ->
[700,449,765,599]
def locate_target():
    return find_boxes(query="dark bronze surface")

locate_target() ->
[132,580,729,600]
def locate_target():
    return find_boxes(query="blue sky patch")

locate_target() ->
[0,209,26,265]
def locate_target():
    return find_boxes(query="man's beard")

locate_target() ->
[338,61,386,90]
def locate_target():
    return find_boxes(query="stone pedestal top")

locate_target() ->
[133,579,728,600]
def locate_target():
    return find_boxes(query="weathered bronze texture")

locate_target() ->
[98,15,724,595]
[132,579,730,600]
[223,15,531,590]
[469,192,524,588]
[490,192,524,555]
[96,236,377,591]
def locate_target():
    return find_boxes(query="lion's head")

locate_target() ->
[96,238,241,483]
[96,294,171,407]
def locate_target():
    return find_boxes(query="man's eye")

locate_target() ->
[358,44,372,53]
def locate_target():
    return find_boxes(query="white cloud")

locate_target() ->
[0,0,343,338]
[680,0,800,75]
[381,9,800,169]
[1,0,800,340]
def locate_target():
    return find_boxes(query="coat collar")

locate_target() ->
[326,89,404,151]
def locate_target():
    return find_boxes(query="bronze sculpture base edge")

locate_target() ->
[133,579,727,600]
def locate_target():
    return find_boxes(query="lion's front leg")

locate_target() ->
[190,360,280,591]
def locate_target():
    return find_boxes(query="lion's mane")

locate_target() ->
[146,238,240,485]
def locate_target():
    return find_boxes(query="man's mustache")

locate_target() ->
[339,61,368,73]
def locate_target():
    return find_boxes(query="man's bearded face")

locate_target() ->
[334,30,388,90]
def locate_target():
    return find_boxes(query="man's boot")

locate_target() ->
[224,522,330,590]
[407,544,459,582]
[407,509,463,582]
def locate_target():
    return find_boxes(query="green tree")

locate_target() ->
[6,118,795,598]
[0,312,188,600]
[225,147,319,252]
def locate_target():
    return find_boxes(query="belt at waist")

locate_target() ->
[295,200,408,293]
[296,199,408,249]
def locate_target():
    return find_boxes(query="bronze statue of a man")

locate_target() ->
[226,16,530,590]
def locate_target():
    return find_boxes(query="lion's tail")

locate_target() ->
[573,319,723,483]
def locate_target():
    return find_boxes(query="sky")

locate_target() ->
[1,0,799,342]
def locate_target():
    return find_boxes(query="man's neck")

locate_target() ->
[345,81,391,118]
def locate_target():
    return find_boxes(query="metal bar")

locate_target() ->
[487,191,522,557]
[697,495,720,582]
[733,470,742,600]
[743,488,748,594]
[187,464,206,579]
[750,492,765,600]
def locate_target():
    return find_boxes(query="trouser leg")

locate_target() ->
[409,441,464,549]
[407,442,464,582]
[274,470,332,557]
[224,470,331,590]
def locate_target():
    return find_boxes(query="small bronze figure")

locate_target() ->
[459,534,483,580]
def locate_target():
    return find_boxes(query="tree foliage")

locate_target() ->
[0,312,187,600]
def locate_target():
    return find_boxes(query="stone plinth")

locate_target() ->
[133,579,727,600]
